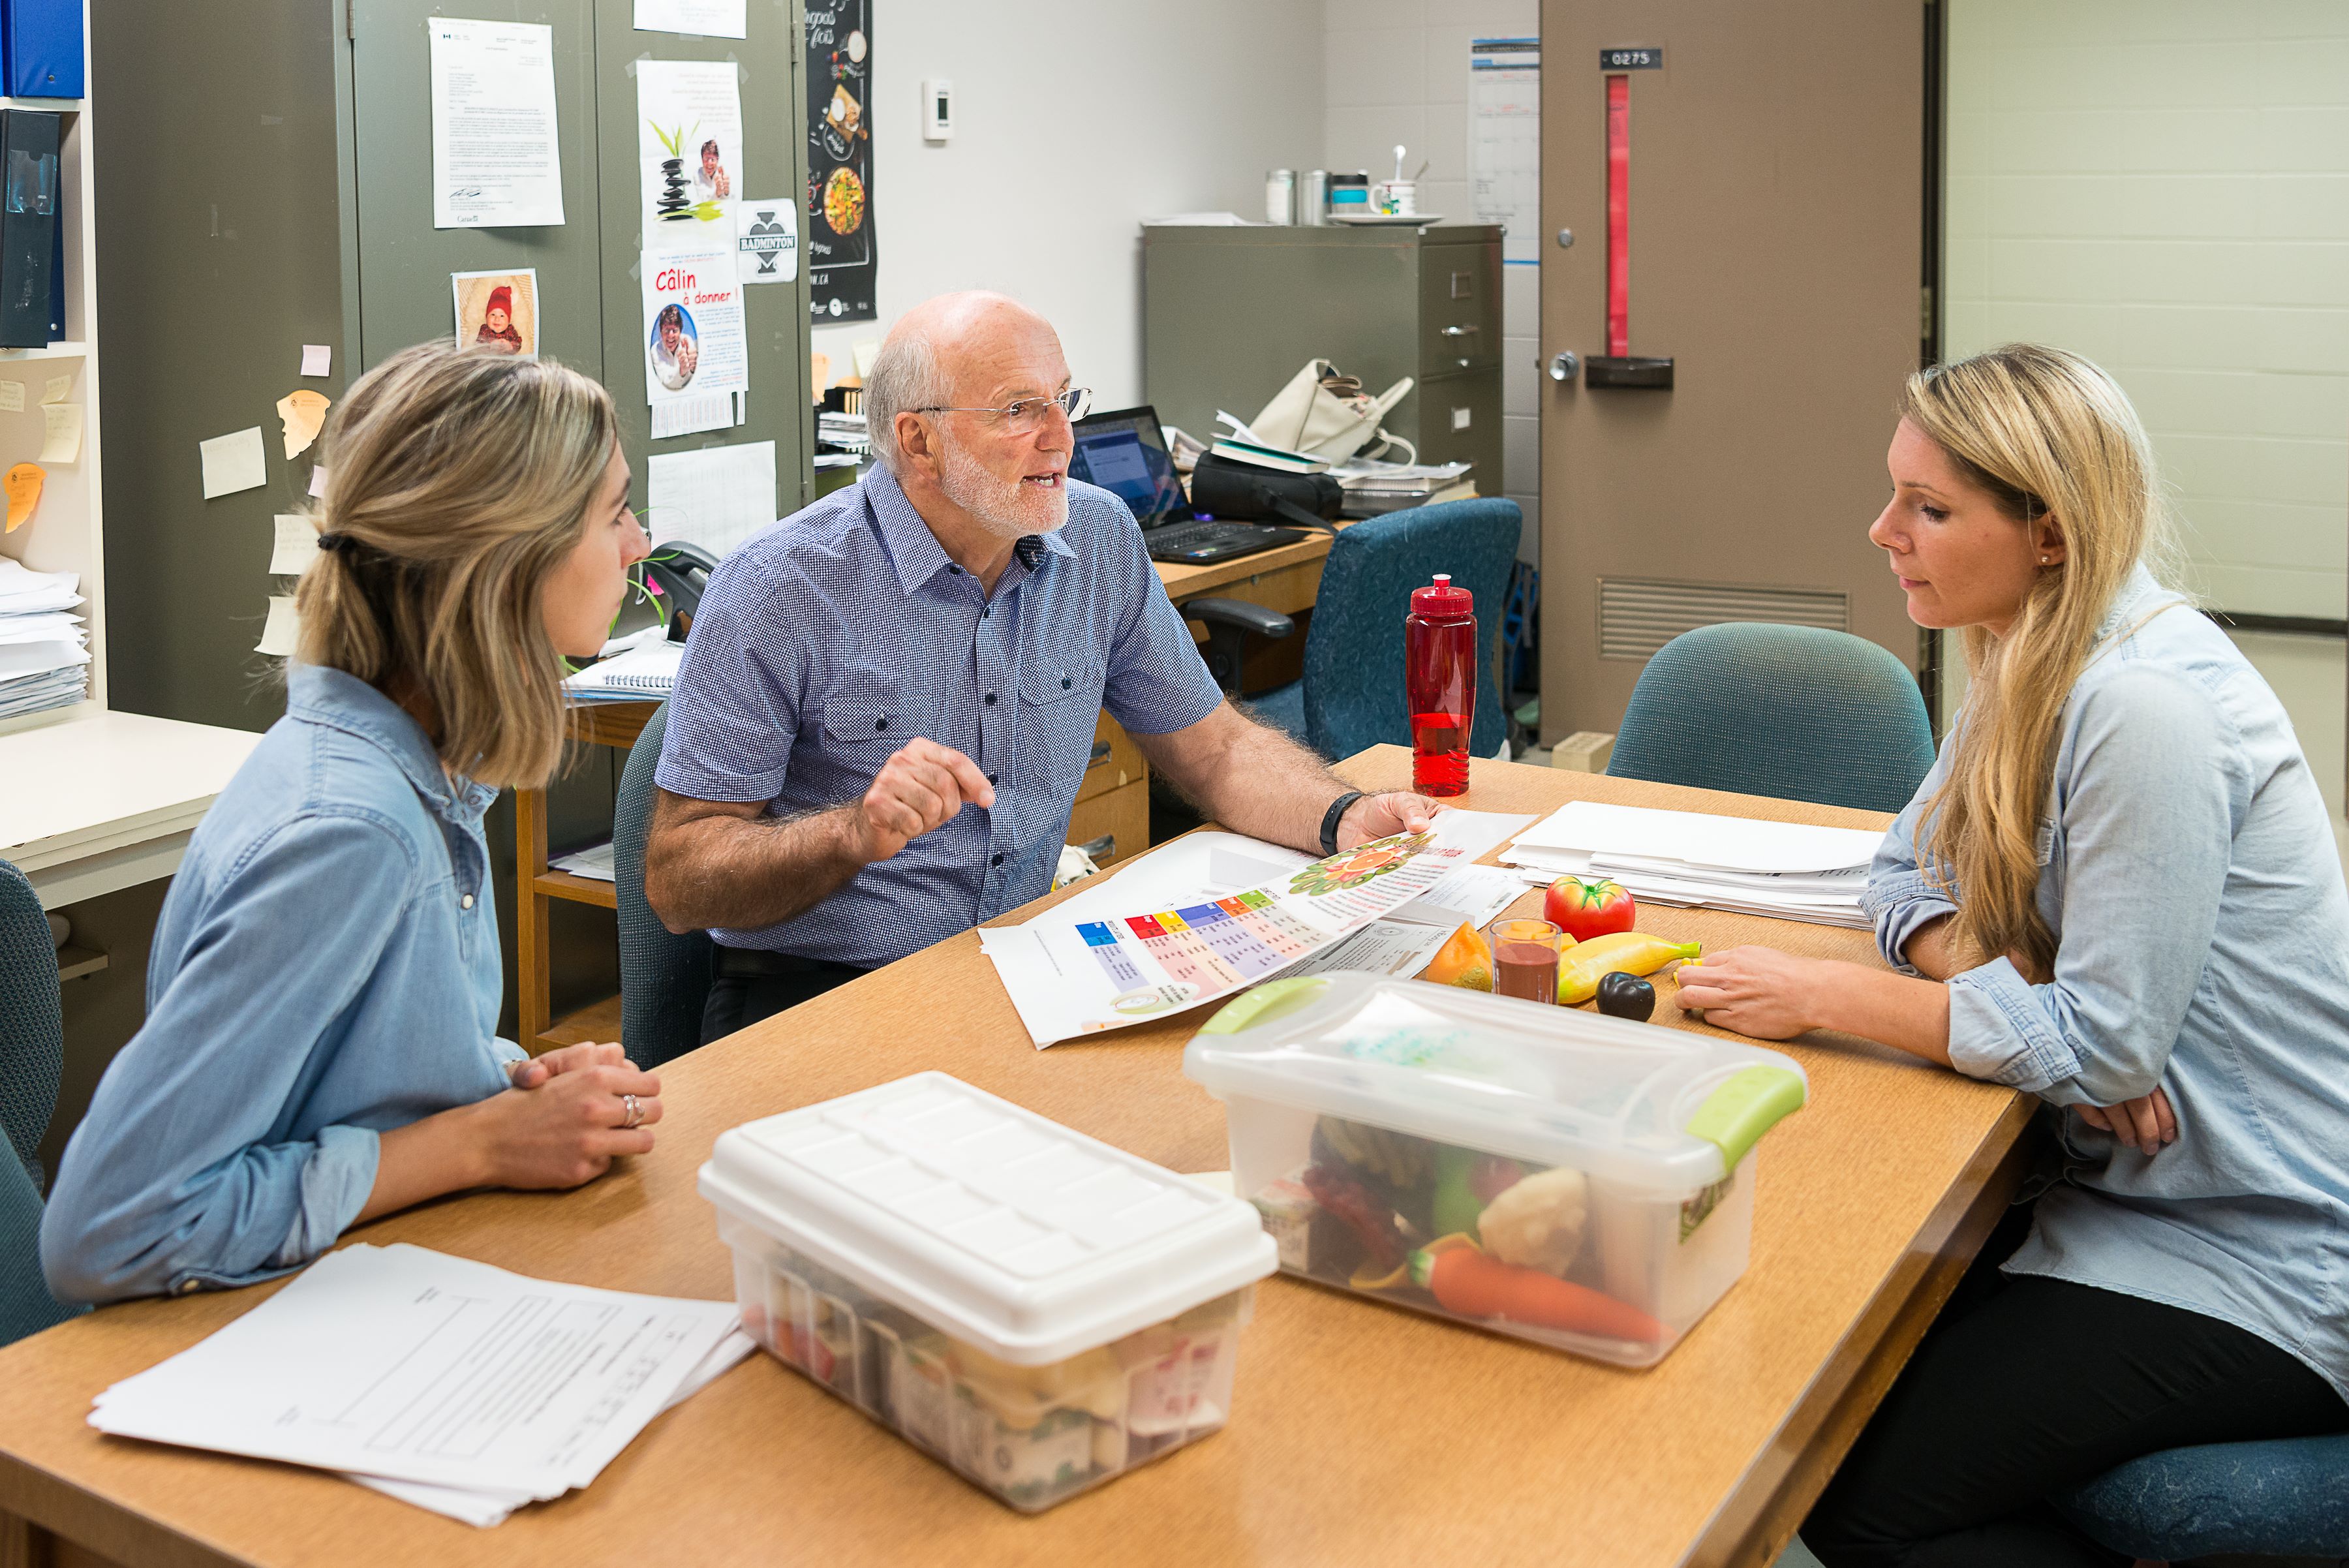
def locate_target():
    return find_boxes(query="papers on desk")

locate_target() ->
[561,639,682,701]
[979,810,1535,1047]
[88,1243,750,1528]
[1499,800,1885,929]
[0,559,86,718]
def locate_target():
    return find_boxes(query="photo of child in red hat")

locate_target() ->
[450,268,539,358]
[474,285,524,354]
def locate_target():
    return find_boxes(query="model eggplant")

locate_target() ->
[1595,970,1657,1021]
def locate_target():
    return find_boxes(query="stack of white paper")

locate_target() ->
[1501,800,1887,930]
[89,1243,750,1528]
[0,559,88,719]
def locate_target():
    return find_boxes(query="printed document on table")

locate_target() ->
[88,1243,740,1501]
[429,19,566,229]
[1509,799,1884,874]
[983,810,1535,1048]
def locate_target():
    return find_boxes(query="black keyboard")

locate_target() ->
[1142,519,1308,564]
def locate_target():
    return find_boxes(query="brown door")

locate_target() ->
[1537,0,1929,743]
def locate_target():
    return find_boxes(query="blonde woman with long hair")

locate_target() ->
[1677,345,2349,1565]
[42,344,656,1303]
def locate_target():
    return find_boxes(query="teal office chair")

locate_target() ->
[614,703,713,1070]
[1606,623,1937,814]
[2059,1435,2349,1564]
[1188,499,1522,761]
[1,857,85,1345]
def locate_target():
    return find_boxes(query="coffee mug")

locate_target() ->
[1374,179,1418,216]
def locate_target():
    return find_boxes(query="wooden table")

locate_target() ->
[0,750,2031,1568]
[515,529,1349,1048]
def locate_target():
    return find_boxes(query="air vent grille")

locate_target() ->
[1597,577,1850,662]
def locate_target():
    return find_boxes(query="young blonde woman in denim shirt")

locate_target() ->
[1676,345,2349,1567]
[43,344,657,1302]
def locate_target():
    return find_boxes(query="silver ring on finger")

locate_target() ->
[622,1092,643,1130]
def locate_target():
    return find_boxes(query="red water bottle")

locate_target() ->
[1406,574,1475,797]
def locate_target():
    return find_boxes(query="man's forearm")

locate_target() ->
[650,807,867,932]
[1152,709,1345,853]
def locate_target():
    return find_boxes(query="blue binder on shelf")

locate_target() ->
[1,0,81,100]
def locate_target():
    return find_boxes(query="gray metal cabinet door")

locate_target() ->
[341,0,810,515]
[345,1,606,374]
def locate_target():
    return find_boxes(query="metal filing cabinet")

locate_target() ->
[1142,224,1504,487]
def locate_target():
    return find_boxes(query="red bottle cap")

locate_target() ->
[1410,573,1473,618]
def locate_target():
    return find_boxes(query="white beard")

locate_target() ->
[937,429,1068,540]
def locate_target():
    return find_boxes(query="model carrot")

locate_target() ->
[1409,1244,1663,1343]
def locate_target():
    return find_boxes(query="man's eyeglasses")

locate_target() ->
[913,386,1093,432]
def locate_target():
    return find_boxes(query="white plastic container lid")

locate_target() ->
[698,1073,1278,1366]
[1183,974,1809,1193]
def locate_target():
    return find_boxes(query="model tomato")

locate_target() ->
[1543,876,1636,942]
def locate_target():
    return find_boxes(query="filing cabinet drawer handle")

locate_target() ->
[1440,324,1481,337]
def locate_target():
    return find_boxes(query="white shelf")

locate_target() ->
[0,339,88,360]
[0,96,80,111]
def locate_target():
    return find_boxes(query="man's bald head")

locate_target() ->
[865,292,1064,474]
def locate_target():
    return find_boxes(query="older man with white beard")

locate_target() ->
[647,290,1439,1041]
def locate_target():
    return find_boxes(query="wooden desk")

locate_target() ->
[0,751,2032,1568]
[514,530,1346,1049]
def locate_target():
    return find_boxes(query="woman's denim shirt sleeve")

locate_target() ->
[1862,740,1959,976]
[1868,662,2246,1105]
[40,668,517,1304]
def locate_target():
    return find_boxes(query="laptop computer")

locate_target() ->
[1067,404,1306,564]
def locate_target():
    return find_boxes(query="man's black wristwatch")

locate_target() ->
[1319,791,1366,857]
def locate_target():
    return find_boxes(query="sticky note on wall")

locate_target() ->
[201,427,268,499]
[301,344,332,377]
[277,390,330,459]
[256,596,299,656]
[268,514,316,575]
[39,405,81,463]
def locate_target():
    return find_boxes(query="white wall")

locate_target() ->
[1321,0,1541,563]
[1945,0,2349,866]
[807,1,1325,409]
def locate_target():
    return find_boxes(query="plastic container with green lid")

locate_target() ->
[1182,973,1809,1367]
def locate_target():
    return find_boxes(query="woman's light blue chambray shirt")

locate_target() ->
[40,665,521,1304]
[1865,566,2349,1402]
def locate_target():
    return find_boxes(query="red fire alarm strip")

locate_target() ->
[1605,72,1630,359]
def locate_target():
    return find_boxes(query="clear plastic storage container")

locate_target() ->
[698,1072,1278,1512]
[1182,974,1808,1367]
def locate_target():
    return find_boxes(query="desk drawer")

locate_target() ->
[1067,777,1148,868]
[1077,712,1145,804]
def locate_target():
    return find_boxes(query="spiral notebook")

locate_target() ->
[561,640,683,700]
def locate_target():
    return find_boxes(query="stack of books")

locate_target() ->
[1330,457,1476,516]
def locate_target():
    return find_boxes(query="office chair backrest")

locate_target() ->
[1607,622,1937,814]
[615,703,713,1070]
[1,856,84,1344]
[1298,498,1521,763]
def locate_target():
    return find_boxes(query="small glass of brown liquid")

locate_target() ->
[1488,917,1564,1004]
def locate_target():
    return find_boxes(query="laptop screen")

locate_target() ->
[1067,406,1190,525]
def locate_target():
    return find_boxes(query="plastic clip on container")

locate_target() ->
[1406,573,1476,796]
[699,1073,1278,1512]
[1182,974,1808,1367]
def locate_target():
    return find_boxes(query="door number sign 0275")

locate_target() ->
[1599,46,1661,70]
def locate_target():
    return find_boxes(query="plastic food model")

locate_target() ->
[1544,875,1636,942]
[1423,922,1496,991]
[1595,971,1658,1021]
[1556,932,1702,1005]
[1475,1165,1589,1276]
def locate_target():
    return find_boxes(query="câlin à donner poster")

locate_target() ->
[805,1,874,323]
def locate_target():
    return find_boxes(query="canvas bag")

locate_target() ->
[1249,360,1416,462]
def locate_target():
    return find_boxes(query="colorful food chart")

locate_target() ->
[987,830,1469,1046]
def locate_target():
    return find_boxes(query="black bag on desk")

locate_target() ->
[1188,452,1343,527]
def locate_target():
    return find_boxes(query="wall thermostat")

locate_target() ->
[921,78,953,142]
